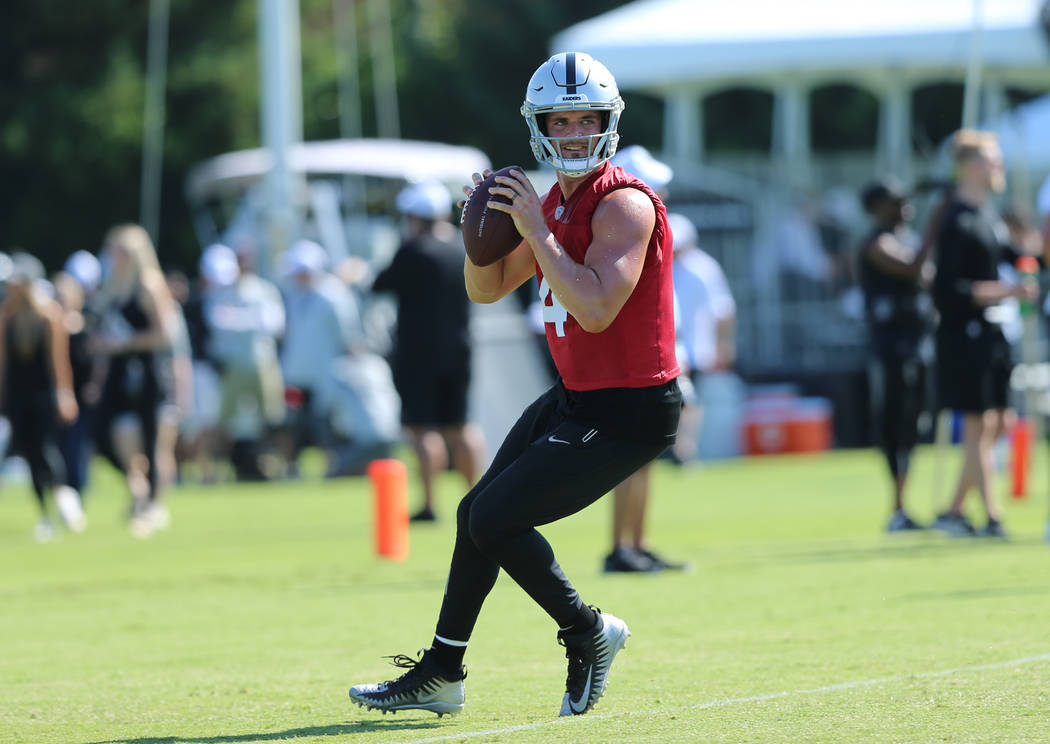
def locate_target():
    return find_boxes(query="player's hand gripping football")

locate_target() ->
[458,170,492,211]
[486,168,546,243]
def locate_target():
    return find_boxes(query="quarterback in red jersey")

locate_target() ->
[349,51,682,719]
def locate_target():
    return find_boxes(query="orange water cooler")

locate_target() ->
[742,394,832,455]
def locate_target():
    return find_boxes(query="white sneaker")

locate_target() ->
[128,513,156,539]
[149,503,171,531]
[349,650,466,716]
[557,608,631,716]
[54,486,87,533]
[34,517,56,543]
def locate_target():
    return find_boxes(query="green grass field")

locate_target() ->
[2,445,1049,744]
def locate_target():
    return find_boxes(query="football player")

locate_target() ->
[349,52,682,718]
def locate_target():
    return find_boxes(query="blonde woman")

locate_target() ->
[88,224,178,537]
[0,253,82,541]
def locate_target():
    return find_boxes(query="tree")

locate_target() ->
[1,0,636,272]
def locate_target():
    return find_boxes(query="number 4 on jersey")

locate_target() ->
[538,277,568,337]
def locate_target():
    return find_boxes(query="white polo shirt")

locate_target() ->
[673,247,736,373]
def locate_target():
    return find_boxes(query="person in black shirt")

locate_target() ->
[0,253,80,541]
[88,224,180,538]
[371,181,486,522]
[858,178,935,532]
[930,130,1038,538]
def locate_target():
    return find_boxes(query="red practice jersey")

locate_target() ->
[537,163,680,391]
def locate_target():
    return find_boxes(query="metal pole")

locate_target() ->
[333,0,363,140]
[961,0,984,130]
[333,0,368,236]
[259,0,304,278]
[367,0,400,139]
[140,0,170,244]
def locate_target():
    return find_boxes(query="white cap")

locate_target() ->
[282,239,328,277]
[63,250,102,293]
[611,145,673,193]
[9,252,44,284]
[666,213,698,251]
[200,243,240,287]
[0,253,11,283]
[395,180,452,220]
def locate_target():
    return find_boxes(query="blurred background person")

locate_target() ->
[668,212,737,466]
[600,145,689,572]
[371,181,485,522]
[857,178,935,532]
[174,261,223,483]
[0,253,9,475]
[325,349,402,478]
[1040,173,1050,544]
[752,194,836,304]
[53,250,103,511]
[276,238,359,478]
[1040,174,1050,251]
[930,131,1038,539]
[202,242,286,481]
[88,224,179,538]
[0,252,82,541]
[155,272,194,498]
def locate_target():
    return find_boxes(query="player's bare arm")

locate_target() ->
[865,234,926,280]
[463,240,534,304]
[45,299,78,424]
[971,278,1037,306]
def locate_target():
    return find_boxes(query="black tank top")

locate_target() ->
[858,226,930,338]
[3,311,53,412]
[102,291,160,404]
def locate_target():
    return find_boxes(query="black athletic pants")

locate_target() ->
[435,384,667,642]
[870,335,928,479]
[7,394,66,507]
[94,376,161,500]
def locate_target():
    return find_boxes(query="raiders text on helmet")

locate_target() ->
[521,52,625,177]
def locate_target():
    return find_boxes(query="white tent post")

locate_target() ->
[877,79,912,182]
[664,91,702,164]
[772,82,811,188]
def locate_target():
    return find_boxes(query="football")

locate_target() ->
[461,166,524,267]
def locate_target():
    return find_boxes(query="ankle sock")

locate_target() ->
[564,605,598,635]
[429,636,466,677]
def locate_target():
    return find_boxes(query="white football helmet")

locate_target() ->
[521,52,625,177]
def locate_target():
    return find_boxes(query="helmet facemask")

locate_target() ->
[521,52,625,177]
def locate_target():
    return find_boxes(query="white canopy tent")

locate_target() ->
[554,0,1050,390]
[553,0,1050,182]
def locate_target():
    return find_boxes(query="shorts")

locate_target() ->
[394,364,471,428]
[219,363,286,434]
[936,323,1012,413]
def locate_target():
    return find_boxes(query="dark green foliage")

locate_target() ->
[810,84,878,152]
[704,88,774,152]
